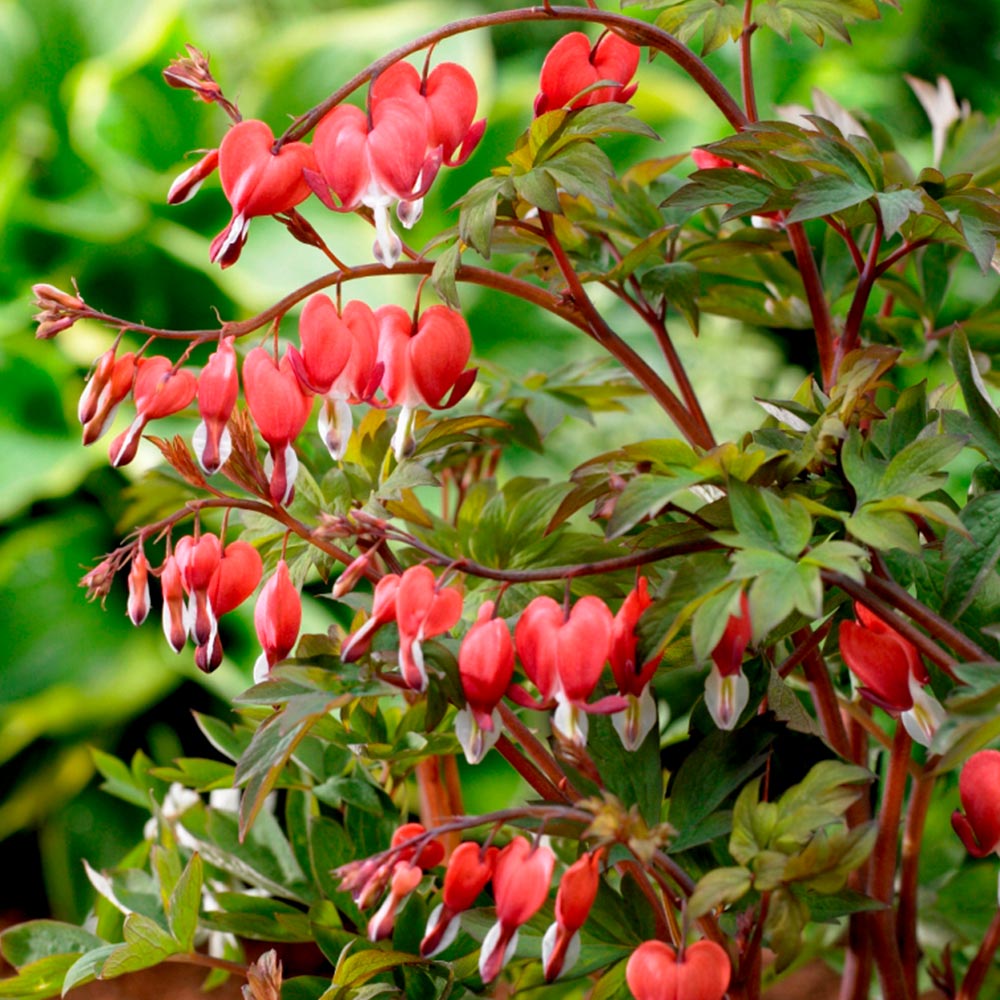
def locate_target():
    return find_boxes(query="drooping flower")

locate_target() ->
[479,837,555,983]
[512,594,623,746]
[394,565,463,692]
[160,554,188,654]
[421,841,497,957]
[309,99,437,267]
[167,148,220,206]
[253,560,302,683]
[345,822,445,912]
[242,348,314,505]
[287,294,381,460]
[376,303,475,459]
[174,532,223,649]
[209,119,316,268]
[79,347,136,445]
[341,573,401,663]
[126,548,150,626]
[839,602,945,748]
[952,749,1000,871]
[196,540,264,673]
[625,939,731,1000]
[610,578,663,750]
[194,336,239,474]
[367,861,423,943]
[534,31,641,116]
[370,60,485,227]
[542,849,604,981]
[109,356,197,467]
[704,593,752,732]
[455,602,515,764]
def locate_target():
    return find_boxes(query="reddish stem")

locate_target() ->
[739,0,758,123]
[793,627,851,758]
[835,213,884,378]
[786,221,837,389]
[497,703,582,801]
[959,908,1000,1000]
[276,6,747,147]
[897,768,935,998]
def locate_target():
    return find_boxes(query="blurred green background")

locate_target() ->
[2,0,999,926]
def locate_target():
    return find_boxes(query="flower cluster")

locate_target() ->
[346,827,609,984]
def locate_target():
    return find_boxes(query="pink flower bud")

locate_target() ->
[543,849,604,981]
[479,837,554,983]
[243,348,313,505]
[194,336,239,474]
[126,548,150,626]
[253,560,302,682]
[395,565,463,692]
[421,841,497,957]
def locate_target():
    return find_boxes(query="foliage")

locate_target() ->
[7,1,1000,999]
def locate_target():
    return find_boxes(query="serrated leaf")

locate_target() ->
[605,470,706,539]
[785,175,873,223]
[950,326,1000,463]
[876,188,924,238]
[665,168,775,217]
[640,262,701,334]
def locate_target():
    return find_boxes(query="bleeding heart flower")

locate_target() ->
[394,565,463,692]
[209,119,315,268]
[479,837,555,983]
[542,849,604,981]
[160,554,188,654]
[376,303,475,458]
[455,602,514,764]
[253,560,302,682]
[421,841,497,957]
[341,573,401,663]
[287,295,381,460]
[194,336,239,474]
[174,533,223,649]
[839,602,944,747]
[534,31,641,116]
[309,99,438,267]
[953,750,1000,881]
[367,861,423,943]
[109,356,197,468]
[370,60,485,228]
[626,939,731,1000]
[512,594,623,746]
[243,348,314,506]
[610,577,663,750]
[704,593,752,732]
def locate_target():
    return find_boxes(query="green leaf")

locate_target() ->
[430,241,461,310]
[665,168,775,218]
[727,480,813,557]
[335,947,426,987]
[876,188,924,239]
[605,470,706,539]
[0,955,78,999]
[455,176,505,258]
[785,175,873,223]
[588,713,664,827]
[668,720,775,850]
[99,913,179,979]
[688,866,753,918]
[0,922,105,970]
[878,433,965,498]
[61,946,120,996]
[166,853,202,952]
[640,262,701,334]
[942,493,1000,619]
[950,326,1000,463]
